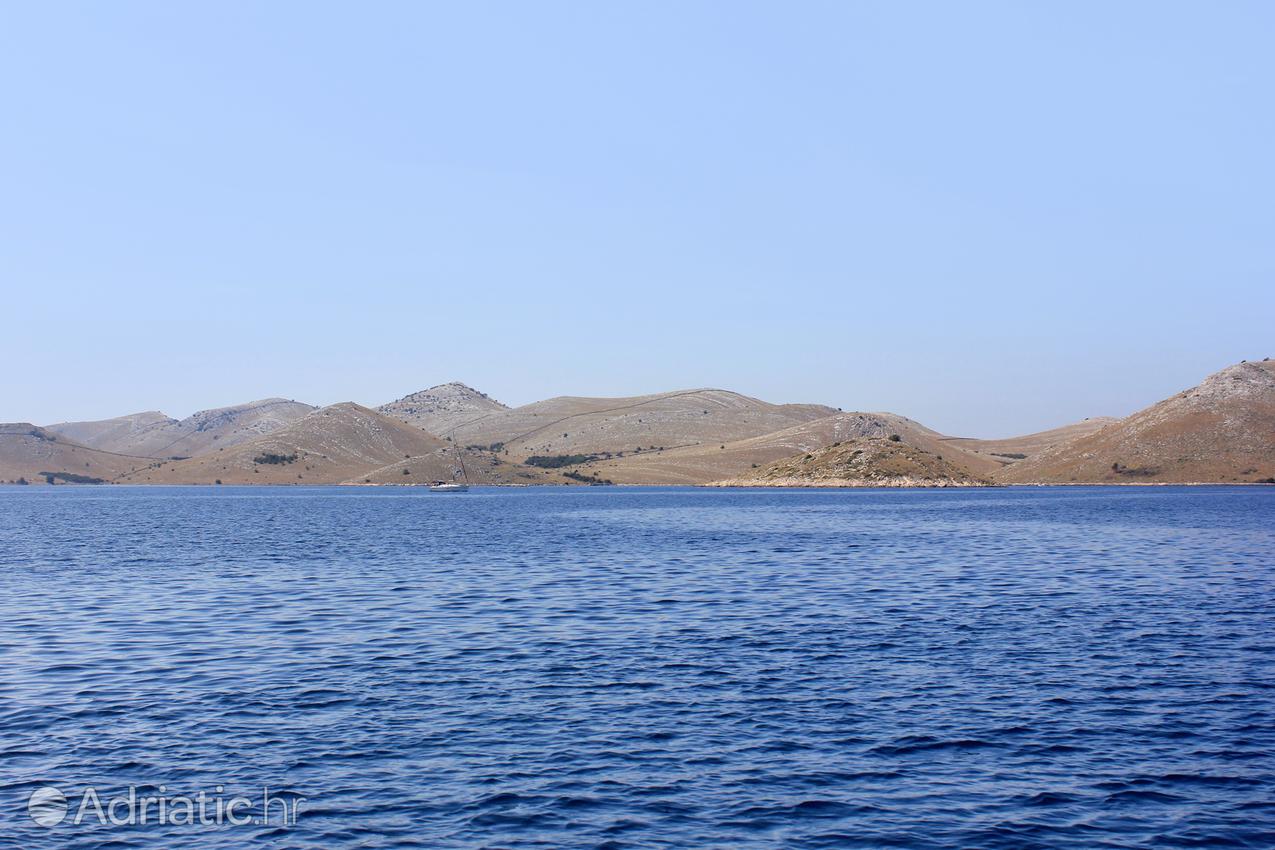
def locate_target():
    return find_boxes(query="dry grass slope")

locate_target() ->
[998,360,1275,484]
[940,418,1119,473]
[117,403,463,485]
[584,411,972,485]
[50,399,316,458]
[0,423,151,484]
[712,436,991,487]
[450,388,838,462]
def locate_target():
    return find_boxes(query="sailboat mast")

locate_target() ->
[452,433,469,484]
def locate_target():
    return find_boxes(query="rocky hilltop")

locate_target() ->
[711,436,990,488]
[119,403,462,485]
[51,398,316,458]
[999,359,1275,484]
[378,382,509,437]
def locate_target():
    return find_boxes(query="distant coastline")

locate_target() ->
[4,360,1273,488]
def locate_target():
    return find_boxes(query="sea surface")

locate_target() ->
[1,485,1273,848]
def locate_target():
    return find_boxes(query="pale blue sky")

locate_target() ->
[3,2,1272,436]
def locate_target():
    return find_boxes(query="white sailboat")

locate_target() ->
[430,436,470,492]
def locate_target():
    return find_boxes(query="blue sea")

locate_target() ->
[1,485,1273,848]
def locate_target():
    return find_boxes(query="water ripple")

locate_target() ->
[0,485,1272,848]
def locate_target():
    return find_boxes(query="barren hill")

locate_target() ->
[49,410,177,452]
[526,409,1127,486]
[117,403,465,485]
[378,382,508,436]
[711,436,991,488]
[0,423,150,484]
[50,398,316,458]
[577,411,965,485]
[940,418,1118,473]
[451,388,838,459]
[998,360,1275,484]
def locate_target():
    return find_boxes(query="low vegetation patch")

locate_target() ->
[1110,462,1160,477]
[253,452,298,465]
[563,470,613,485]
[525,454,598,468]
[40,471,106,485]
[992,452,1027,460]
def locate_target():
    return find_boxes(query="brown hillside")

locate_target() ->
[49,410,177,452]
[117,403,464,485]
[452,388,838,459]
[998,360,1275,484]
[378,382,509,437]
[581,411,973,485]
[711,436,991,488]
[50,398,316,458]
[940,418,1118,472]
[0,424,150,484]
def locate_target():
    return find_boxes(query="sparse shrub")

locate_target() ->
[1112,462,1159,477]
[402,468,410,475]
[888,434,901,442]
[40,471,106,485]
[254,452,298,465]
[526,454,598,468]
[562,470,613,485]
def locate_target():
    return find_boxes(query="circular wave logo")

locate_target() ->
[28,786,68,827]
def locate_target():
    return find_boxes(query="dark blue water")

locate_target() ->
[1,486,1273,848]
